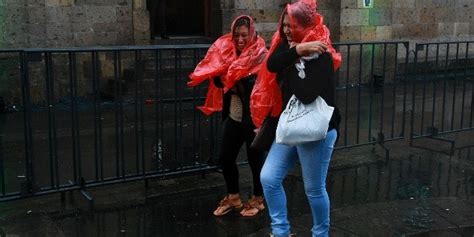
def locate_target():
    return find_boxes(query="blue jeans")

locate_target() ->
[260,129,337,237]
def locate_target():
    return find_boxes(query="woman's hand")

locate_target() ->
[289,41,298,48]
[295,41,328,56]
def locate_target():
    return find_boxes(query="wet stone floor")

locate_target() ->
[1,145,474,237]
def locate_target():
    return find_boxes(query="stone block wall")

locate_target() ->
[1,0,473,48]
[219,0,341,44]
[0,0,147,48]
[340,0,474,43]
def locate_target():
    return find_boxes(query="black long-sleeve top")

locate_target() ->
[267,42,341,133]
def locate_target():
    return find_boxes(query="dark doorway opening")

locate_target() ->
[147,0,212,39]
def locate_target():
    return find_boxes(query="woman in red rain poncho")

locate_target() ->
[188,15,268,217]
[253,0,342,236]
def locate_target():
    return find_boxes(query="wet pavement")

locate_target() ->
[1,132,474,236]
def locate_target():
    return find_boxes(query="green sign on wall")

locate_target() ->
[362,0,373,8]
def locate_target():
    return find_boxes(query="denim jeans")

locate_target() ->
[260,129,337,237]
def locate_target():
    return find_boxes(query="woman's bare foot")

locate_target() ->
[240,195,265,217]
[213,194,243,216]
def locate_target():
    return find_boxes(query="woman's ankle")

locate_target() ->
[252,195,264,200]
[228,193,240,200]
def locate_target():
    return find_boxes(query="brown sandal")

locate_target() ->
[213,195,243,216]
[240,196,265,217]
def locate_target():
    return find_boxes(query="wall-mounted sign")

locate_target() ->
[362,0,373,8]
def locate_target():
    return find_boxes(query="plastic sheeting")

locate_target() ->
[187,15,267,115]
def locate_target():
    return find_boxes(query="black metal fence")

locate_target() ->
[334,41,410,152]
[409,41,474,151]
[0,40,473,202]
[0,45,219,202]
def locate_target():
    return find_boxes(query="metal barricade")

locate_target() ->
[409,41,474,153]
[333,41,410,160]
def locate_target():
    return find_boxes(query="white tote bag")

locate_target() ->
[276,95,334,146]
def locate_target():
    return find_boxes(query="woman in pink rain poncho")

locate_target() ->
[188,15,268,217]
[250,0,342,236]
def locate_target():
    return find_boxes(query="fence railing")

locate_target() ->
[334,41,410,153]
[409,41,474,153]
[0,45,219,202]
[0,40,473,202]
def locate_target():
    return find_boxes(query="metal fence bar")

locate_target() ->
[113,51,121,178]
[92,51,103,181]
[134,50,140,175]
[468,43,473,128]
[20,51,35,195]
[44,52,59,189]
[431,44,440,129]
[344,45,350,147]
[379,44,387,137]
[460,43,467,128]
[401,43,409,138]
[174,49,179,170]
[68,52,78,184]
[192,49,200,167]
[159,50,165,172]
[134,50,141,174]
[450,44,459,131]
[178,49,184,170]
[139,51,146,176]
[420,45,429,135]
[441,44,450,131]
[356,44,363,144]
[118,52,125,179]
[153,49,161,171]
[368,44,375,142]
[390,44,397,138]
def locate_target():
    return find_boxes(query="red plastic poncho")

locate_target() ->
[187,15,268,115]
[250,0,342,128]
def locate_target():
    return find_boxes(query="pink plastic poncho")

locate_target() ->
[187,15,268,115]
[250,0,342,128]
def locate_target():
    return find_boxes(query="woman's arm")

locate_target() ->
[291,53,334,104]
[267,43,299,73]
[267,41,329,73]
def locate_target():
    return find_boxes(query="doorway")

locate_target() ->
[147,0,213,39]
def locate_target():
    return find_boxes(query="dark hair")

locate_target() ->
[279,12,289,42]
[233,17,250,32]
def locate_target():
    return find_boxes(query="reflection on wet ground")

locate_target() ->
[1,146,472,237]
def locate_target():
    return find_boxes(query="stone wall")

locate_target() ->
[219,0,341,44]
[340,0,474,43]
[0,0,150,48]
[1,0,473,49]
